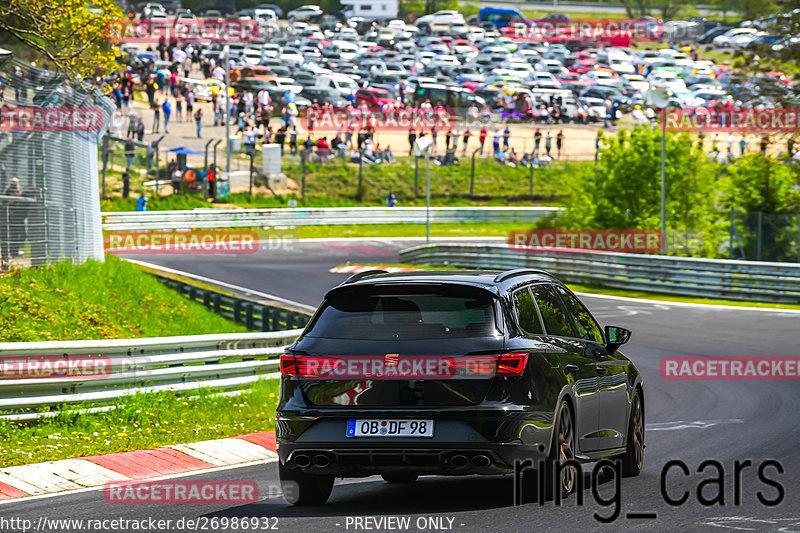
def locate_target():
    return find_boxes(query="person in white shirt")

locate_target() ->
[212,65,225,81]
[257,89,270,111]
[632,105,648,125]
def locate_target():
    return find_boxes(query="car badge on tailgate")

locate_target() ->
[384,353,399,366]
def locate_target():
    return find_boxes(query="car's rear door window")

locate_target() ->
[530,284,574,338]
[513,288,544,336]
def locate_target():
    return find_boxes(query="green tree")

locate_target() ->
[0,0,122,79]
[544,126,723,256]
[722,154,800,261]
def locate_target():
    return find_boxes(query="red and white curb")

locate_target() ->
[330,265,419,274]
[0,431,276,501]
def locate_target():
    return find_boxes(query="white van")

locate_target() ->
[316,73,360,96]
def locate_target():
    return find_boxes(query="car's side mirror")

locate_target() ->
[605,325,631,354]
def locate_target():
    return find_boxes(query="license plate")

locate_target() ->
[346,419,434,437]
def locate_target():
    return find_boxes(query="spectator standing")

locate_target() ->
[195,107,203,138]
[452,129,461,153]
[462,130,471,156]
[186,89,195,120]
[503,125,511,150]
[137,117,145,142]
[408,127,416,156]
[127,112,138,139]
[479,127,487,156]
[739,135,747,156]
[492,129,501,155]
[136,192,148,211]
[556,130,564,159]
[121,171,130,199]
[387,191,397,207]
[175,91,184,122]
[533,128,542,156]
[760,134,769,154]
[146,141,156,173]
[545,132,552,157]
[445,129,452,152]
[274,127,286,155]
[289,125,298,154]
[162,98,172,133]
[124,139,135,170]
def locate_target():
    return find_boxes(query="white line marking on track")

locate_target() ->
[124,259,316,312]
[647,419,745,431]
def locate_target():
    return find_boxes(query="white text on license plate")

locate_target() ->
[346,419,434,437]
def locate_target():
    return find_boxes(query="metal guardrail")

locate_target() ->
[399,243,800,304]
[156,276,311,331]
[102,206,561,231]
[0,330,302,419]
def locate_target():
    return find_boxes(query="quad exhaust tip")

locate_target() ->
[450,455,469,467]
[293,454,311,468]
[472,454,491,467]
[313,454,331,468]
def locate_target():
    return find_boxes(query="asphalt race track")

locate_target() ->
[4,238,800,532]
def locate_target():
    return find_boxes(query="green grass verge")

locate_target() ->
[339,263,800,310]
[290,222,525,239]
[0,379,279,467]
[0,255,248,342]
[100,157,588,211]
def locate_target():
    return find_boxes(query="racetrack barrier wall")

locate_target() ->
[102,206,561,231]
[399,243,800,304]
[0,330,301,420]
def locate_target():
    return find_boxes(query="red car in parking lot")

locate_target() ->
[355,88,402,111]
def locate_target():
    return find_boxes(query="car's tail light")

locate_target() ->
[447,353,528,377]
[280,354,343,378]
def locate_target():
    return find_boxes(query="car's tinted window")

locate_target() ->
[530,284,573,337]
[554,286,604,344]
[513,288,544,335]
[306,286,498,340]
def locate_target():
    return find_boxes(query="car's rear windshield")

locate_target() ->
[305,284,499,340]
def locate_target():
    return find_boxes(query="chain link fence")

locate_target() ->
[730,210,800,263]
[0,53,115,269]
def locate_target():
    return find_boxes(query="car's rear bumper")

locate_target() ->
[276,407,553,476]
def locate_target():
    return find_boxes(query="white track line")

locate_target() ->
[126,259,316,313]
